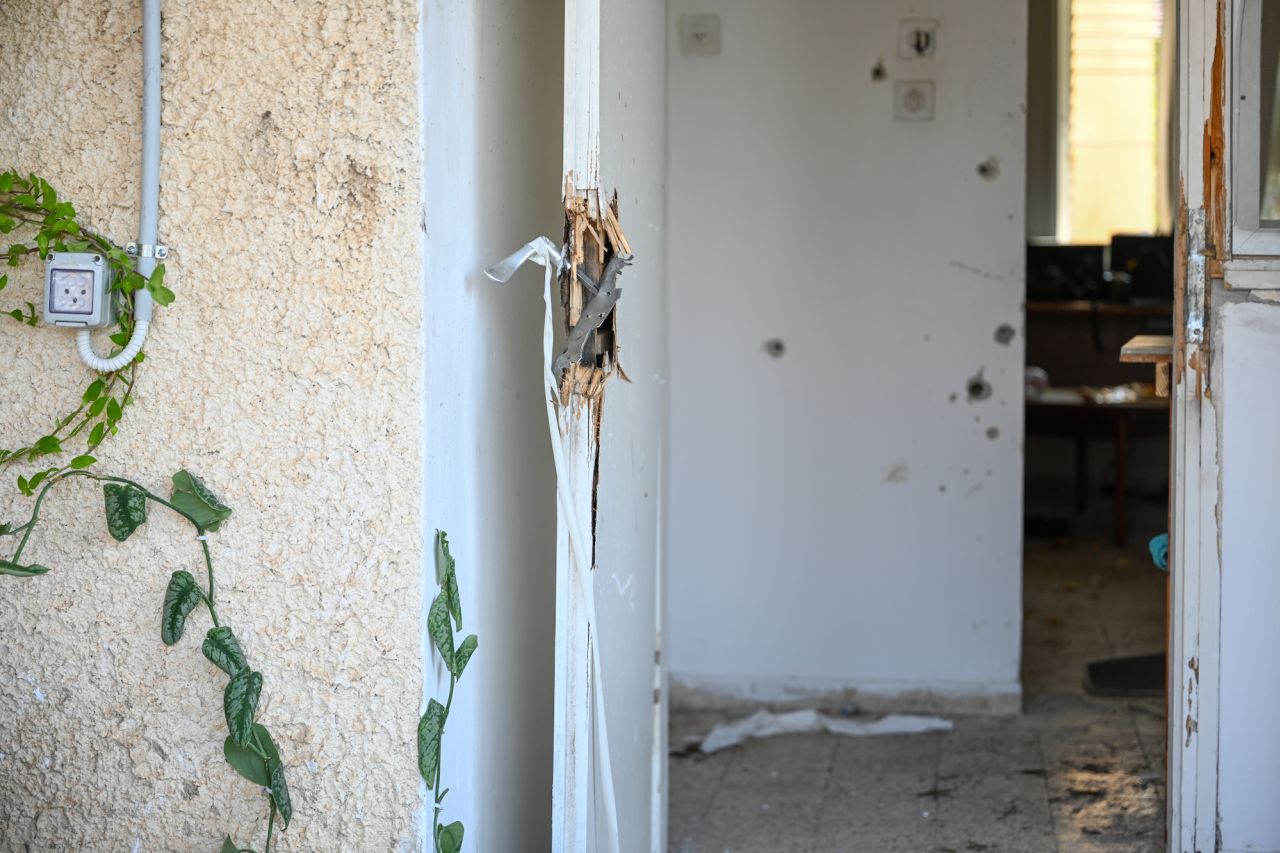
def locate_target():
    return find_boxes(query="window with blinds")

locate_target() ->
[1065,0,1165,243]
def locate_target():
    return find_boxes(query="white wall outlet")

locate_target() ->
[898,18,938,59]
[43,252,115,328]
[893,79,936,121]
[679,14,721,56]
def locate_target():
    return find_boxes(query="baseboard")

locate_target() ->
[670,673,1023,717]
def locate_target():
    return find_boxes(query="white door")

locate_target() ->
[1172,1,1280,850]
[554,1,668,850]
[1166,0,1217,836]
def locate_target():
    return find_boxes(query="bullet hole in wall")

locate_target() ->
[967,370,992,402]
[994,323,1016,345]
[872,60,887,81]
[764,338,786,358]
[977,156,999,180]
[986,426,1000,439]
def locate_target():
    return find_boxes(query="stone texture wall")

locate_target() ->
[0,1,425,849]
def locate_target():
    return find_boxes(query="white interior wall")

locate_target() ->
[422,1,562,849]
[665,0,1027,710]
[1216,298,1280,853]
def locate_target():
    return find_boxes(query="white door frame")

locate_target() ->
[1169,2,1224,850]
[552,5,602,852]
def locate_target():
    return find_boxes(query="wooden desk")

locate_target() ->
[1026,300,1172,389]
[1025,388,1169,546]
[1120,334,1174,397]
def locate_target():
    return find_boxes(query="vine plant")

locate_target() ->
[0,467,291,851]
[418,531,477,853]
[0,169,173,479]
[0,172,290,849]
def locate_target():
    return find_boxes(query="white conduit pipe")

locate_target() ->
[78,0,159,373]
[485,238,622,853]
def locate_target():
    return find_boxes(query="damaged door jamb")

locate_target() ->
[481,183,633,853]
[554,175,632,853]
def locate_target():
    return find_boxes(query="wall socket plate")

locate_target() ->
[679,14,721,56]
[43,251,116,328]
[898,18,938,59]
[893,79,936,121]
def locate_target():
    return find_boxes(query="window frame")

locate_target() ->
[1229,0,1280,281]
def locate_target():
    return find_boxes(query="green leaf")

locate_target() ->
[437,821,464,853]
[219,837,239,853]
[83,379,105,402]
[428,595,454,671]
[434,530,453,585]
[453,634,477,679]
[69,454,96,470]
[435,531,463,630]
[0,559,51,577]
[203,625,248,676]
[34,435,61,455]
[104,483,147,541]
[105,398,122,423]
[270,759,292,828]
[222,723,279,788]
[224,669,262,746]
[147,265,175,306]
[223,735,269,786]
[88,422,106,448]
[417,698,445,785]
[171,470,233,532]
[88,397,108,417]
[255,723,283,764]
[161,570,203,645]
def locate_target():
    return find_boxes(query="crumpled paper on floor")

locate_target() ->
[700,709,953,753]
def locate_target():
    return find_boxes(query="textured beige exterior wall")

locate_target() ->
[0,1,425,850]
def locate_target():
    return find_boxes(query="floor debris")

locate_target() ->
[699,709,953,753]
[669,538,1167,851]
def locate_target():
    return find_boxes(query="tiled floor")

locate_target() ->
[669,539,1167,852]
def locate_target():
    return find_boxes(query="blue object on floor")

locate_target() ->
[1149,533,1169,571]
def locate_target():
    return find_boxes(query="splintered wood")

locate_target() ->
[560,175,631,403]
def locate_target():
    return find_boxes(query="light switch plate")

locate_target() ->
[898,18,938,59]
[894,79,935,121]
[679,14,721,56]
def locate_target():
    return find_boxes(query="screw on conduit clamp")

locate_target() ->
[126,242,169,260]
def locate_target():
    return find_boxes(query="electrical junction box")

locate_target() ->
[44,251,116,328]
